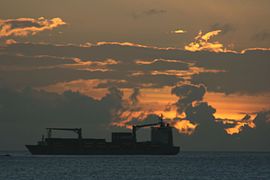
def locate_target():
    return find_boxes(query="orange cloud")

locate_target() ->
[5,39,17,45]
[111,119,133,129]
[111,111,149,129]
[225,121,255,135]
[0,17,66,38]
[241,47,270,54]
[95,41,177,50]
[222,114,256,135]
[185,30,230,52]
[171,29,187,34]
[172,120,198,135]
[96,41,150,48]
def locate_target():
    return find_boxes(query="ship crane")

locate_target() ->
[46,128,82,139]
[132,115,166,142]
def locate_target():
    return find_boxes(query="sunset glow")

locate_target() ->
[1,0,270,152]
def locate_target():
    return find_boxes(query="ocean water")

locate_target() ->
[0,152,269,180]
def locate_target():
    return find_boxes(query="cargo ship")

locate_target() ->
[26,116,180,155]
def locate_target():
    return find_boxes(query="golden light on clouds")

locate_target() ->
[225,121,256,135]
[184,30,226,52]
[0,17,66,38]
[95,41,177,50]
[241,47,270,54]
[111,117,133,129]
[173,120,197,135]
[39,76,270,136]
[201,30,221,41]
[224,114,256,135]
[96,41,150,48]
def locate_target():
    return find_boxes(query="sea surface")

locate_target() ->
[0,151,269,180]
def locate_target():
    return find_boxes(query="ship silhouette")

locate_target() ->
[26,116,180,155]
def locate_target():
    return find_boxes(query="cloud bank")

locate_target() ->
[0,25,269,150]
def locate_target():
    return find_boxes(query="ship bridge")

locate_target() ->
[112,115,173,145]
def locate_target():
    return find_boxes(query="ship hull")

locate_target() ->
[25,144,180,155]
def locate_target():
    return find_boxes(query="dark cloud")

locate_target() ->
[135,59,190,71]
[170,83,222,138]
[0,43,190,89]
[0,67,100,89]
[0,53,76,67]
[1,42,270,94]
[132,9,166,19]
[96,73,183,89]
[0,87,125,149]
[0,66,184,89]
[0,82,269,150]
[171,84,206,114]
[103,86,124,114]
[209,23,235,35]
[178,102,229,150]
[0,87,123,124]
[170,83,225,142]
[251,30,270,41]
[227,110,270,151]
[191,50,270,94]
[170,83,270,151]
[129,87,140,105]
[143,9,167,16]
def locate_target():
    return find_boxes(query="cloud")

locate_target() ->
[0,13,269,150]
[0,53,186,89]
[0,66,269,151]
[0,86,126,149]
[171,29,187,34]
[0,82,270,150]
[132,9,166,19]
[144,9,167,15]
[223,114,255,135]
[229,110,270,151]
[1,41,270,95]
[105,87,154,130]
[191,49,270,94]
[251,30,270,41]
[0,53,77,68]
[5,39,17,45]
[134,59,190,71]
[96,41,152,49]
[171,84,206,114]
[209,23,235,35]
[96,73,183,89]
[240,47,270,54]
[169,82,260,138]
[129,87,140,105]
[173,120,197,135]
[184,30,228,52]
[0,17,66,38]
[167,83,270,150]
[169,83,226,138]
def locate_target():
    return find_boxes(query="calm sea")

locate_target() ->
[0,151,269,180]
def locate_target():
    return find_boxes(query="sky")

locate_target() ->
[0,0,270,151]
